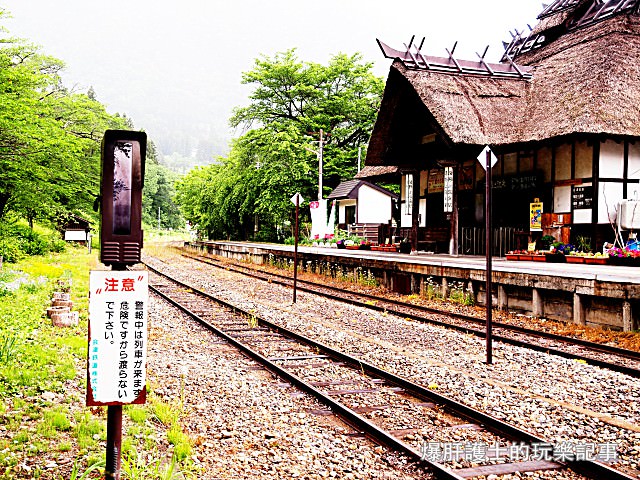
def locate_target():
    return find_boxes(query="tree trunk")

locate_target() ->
[0,193,9,221]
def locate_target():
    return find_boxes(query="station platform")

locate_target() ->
[186,241,640,331]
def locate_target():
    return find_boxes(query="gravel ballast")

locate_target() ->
[144,251,640,478]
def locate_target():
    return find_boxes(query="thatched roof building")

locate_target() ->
[367,0,640,166]
[365,0,640,254]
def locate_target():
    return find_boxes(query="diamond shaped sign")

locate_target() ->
[477,146,498,171]
[290,193,304,206]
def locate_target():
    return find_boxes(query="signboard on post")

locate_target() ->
[87,270,148,406]
[477,146,496,365]
[478,145,498,171]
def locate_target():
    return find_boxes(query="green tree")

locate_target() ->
[0,14,129,230]
[177,49,383,240]
[142,140,183,229]
[231,50,383,185]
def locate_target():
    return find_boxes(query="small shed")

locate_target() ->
[62,215,92,243]
[327,179,398,232]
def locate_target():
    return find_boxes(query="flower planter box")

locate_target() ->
[545,253,566,263]
[506,254,521,261]
[585,257,607,265]
[608,256,640,266]
[520,254,534,261]
[399,243,412,254]
[345,245,360,250]
[566,256,585,264]
[533,255,547,262]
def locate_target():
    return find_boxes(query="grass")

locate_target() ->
[0,238,197,479]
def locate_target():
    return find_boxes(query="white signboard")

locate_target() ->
[405,175,413,215]
[290,193,304,206]
[87,270,148,405]
[64,230,88,241]
[444,167,454,213]
[477,146,498,171]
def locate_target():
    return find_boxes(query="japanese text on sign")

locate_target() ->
[443,167,454,213]
[88,271,148,405]
[420,441,618,464]
[572,185,593,210]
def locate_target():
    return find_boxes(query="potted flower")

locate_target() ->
[506,250,521,261]
[520,250,535,261]
[584,252,608,265]
[545,243,568,263]
[538,235,556,251]
[607,247,640,266]
[566,251,585,264]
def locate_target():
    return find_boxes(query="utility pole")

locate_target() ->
[318,129,323,200]
[357,146,362,173]
[157,207,161,230]
[304,129,327,200]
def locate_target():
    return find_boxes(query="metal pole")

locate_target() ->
[357,146,362,173]
[157,206,161,230]
[105,405,122,480]
[485,150,493,365]
[318,129,323,200]
[293,196,299,303]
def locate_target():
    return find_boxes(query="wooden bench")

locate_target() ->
[418,227,450,253]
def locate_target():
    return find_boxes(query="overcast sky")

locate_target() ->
[1,1,544,158]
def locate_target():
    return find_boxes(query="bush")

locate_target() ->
[48,235,67,253]
[20,234,48,255]
[253,226,279,243]
[0,223,68,262]
[0,243,25,263]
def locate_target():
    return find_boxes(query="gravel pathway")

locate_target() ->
[144,252,640,478]
[147,293,425,479]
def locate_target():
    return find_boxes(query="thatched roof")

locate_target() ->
[354,165,399,180]
[366,5,640,166]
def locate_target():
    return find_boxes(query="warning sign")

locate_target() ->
[87,270,148,406]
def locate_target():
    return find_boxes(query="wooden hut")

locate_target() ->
[61,214,92,244]
[365,0,640,255]
[327,179,398,243]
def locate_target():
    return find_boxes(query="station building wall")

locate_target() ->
[398,138,640,238]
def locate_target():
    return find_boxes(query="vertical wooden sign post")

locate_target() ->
[88,271,149,477]
[89,130,147,480]
[478,146,497,365]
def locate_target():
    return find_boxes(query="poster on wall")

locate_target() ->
[572,185,593,209]
[428,169,444,193]
[458,166,474,191]
[530,200,543,231]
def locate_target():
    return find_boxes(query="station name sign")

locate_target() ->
[87,270,148,406]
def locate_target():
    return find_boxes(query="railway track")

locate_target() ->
[145,260,633,480]
[180,249,640,379]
